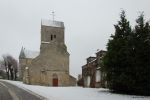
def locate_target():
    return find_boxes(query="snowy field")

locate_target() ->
[2,80,150,100]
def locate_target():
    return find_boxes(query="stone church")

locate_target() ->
[19,19,76,86]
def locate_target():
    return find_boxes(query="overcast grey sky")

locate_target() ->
[0,0,150,77]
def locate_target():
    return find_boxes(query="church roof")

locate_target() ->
[41,19,64,28]
[19,47,39,59]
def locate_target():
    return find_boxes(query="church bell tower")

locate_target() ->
[40,19,66,53]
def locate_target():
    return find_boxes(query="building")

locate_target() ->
[81,50,106,88]
[19,19,76,86]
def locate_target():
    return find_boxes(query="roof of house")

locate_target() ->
[41,19,64,28]
[19,47,39,59]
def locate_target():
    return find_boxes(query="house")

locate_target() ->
[81,50,107,88]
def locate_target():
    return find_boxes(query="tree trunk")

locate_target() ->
[10,68,14,80]
[7,71,9,80]
[14,71,17,80]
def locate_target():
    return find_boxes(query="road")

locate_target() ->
[0,81,46,100]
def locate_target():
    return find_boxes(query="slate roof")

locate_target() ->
[19,47,39,59]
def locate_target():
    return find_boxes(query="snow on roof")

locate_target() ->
[41,19,64,28]
[89,58,97,64]
[41,41,50,44]
[19,47,39,59]
[96,67,101,70]
[24,49,39,59]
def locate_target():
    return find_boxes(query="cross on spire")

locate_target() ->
[50,11,55,21]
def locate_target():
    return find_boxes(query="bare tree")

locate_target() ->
[2,55,9,79]
[2,55,18,80]
[0,60,7,79]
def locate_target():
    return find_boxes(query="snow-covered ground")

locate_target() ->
[2,80,150,100]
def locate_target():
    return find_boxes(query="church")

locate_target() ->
[19,18,76,86]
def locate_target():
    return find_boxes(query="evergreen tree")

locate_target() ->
[132,13,150,95]
[103,11,150,95]
[103,10,132,93]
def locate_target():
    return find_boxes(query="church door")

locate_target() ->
[53,78,58,86]
[52,73,58,86]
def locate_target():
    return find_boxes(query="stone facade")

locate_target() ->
[19,19,76,86]
[80,50,107,88]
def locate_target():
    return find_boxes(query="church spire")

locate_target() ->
[19,47,25,59]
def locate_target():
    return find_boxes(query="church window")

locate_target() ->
[51,35,53,40]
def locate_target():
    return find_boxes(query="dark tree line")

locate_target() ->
[103,10,150,95]
[0,55,18,80]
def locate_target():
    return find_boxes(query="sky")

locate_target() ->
[0,0,150,78]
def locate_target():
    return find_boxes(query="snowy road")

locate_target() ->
[0,82,13,100]
[0,81,45,100]
[1,80,150,100]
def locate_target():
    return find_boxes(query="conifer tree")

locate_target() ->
[103,11,150,95]
[103,10,133,93]
[132,13,150,95]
